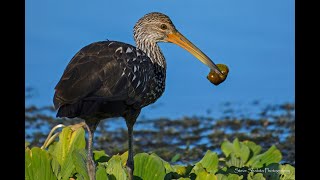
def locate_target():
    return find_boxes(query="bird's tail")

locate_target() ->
[56,103,81,118]
[56,100,103,118]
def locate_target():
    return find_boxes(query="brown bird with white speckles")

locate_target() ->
[53,12,225,180]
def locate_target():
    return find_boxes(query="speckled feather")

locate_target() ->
[54,40,166,119]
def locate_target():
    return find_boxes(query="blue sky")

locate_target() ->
[26,0,294,119]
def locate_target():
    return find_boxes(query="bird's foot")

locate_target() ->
[126,165,133,180]
[126,159,134,180]
[87,157,96,180]
[70,122,86,131]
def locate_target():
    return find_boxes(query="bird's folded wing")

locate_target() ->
[53,41,153,109]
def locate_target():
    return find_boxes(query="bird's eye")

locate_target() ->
[160,24,167,30]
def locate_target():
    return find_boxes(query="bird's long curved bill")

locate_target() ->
[166,31,223,76]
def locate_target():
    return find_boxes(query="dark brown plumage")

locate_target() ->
[54,12,223,180]
[54,41,164,180]
[54,41,163,119]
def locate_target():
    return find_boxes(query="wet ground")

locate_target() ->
[25,102,295,166]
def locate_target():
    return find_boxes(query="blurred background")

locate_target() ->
[25,0,294,165]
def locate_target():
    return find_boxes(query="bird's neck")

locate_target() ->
[135,40,166,69]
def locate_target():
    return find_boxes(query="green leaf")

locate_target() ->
[234,139,250,163]
[53,126,86,164]
[195,150,219,174]
[51,157,61,179]
[96,165,109,180]
[243,141,262,156]
[106,155,128,180]
[171,153,181,163]
[195,171,217,180]
[173,165,186,175]
[216,174,228,180]
[162,157,175,173]
[72,148,89,180]
[227,174,243,180]
[225,153,245,168]
[120,151,128,167]
[246,146,282,168]
[60,155,75,180]
[25,147,57,180]
[263,163,280,180]
[233,138,241,152]
[221,139,250,167]
[221,140,234,157]
[279,164,295,180]
[93,150,110,163]
[49,126,86,180]
[248,172,265,180]
[134,153,167,180]
[192,162,205,175]
[163,160,176,179]
[263,163,295,180]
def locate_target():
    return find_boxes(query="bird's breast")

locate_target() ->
[140,64,166,107]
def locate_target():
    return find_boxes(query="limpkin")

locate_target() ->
[53,12,228,180]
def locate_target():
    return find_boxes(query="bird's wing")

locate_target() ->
[53,41,154,109]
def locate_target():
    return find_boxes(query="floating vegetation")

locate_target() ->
[25,125,295,180]
[25,102,295,167]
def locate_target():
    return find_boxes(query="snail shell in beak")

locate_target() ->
[207,64,229,85]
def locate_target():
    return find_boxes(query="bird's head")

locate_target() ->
[134,12,225,78]
[134,12,177,43]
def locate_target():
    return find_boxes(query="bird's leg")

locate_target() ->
[126,122,134,179]
[124,109,140,180]
[84,121,98,180]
